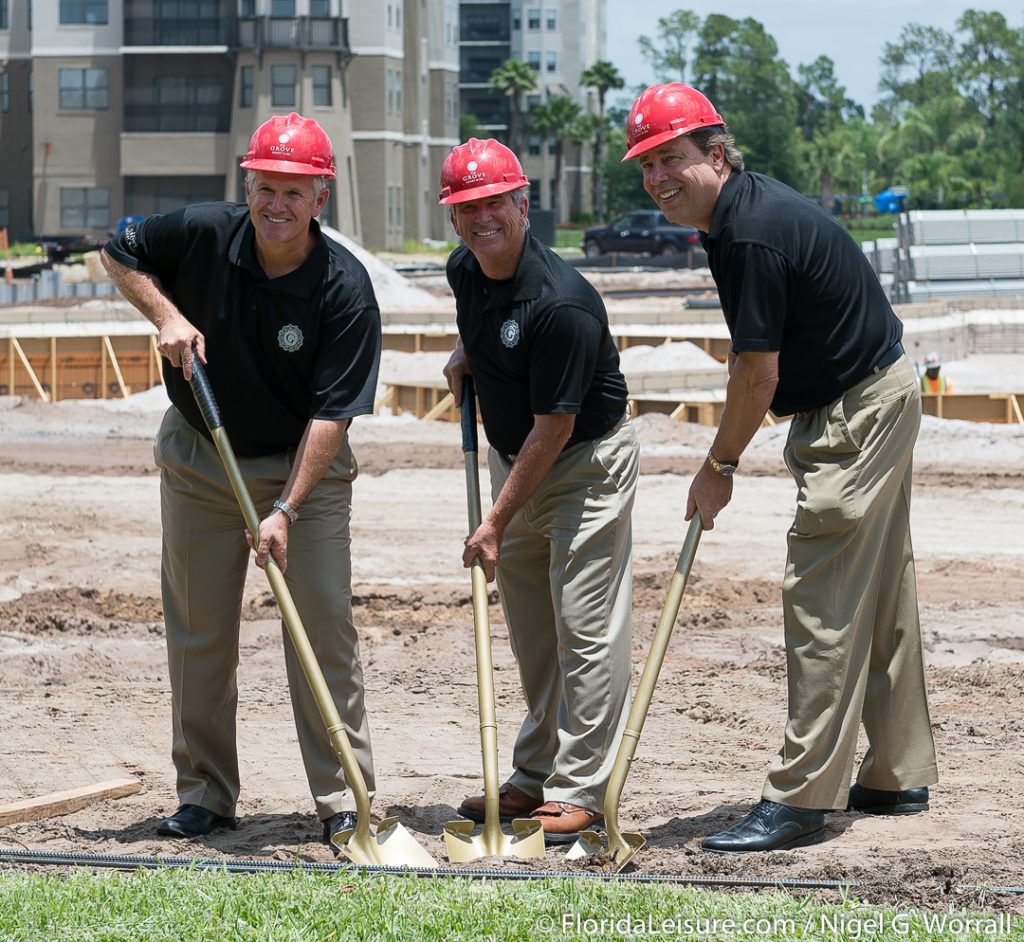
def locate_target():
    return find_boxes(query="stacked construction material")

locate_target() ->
[868,209,1024,304]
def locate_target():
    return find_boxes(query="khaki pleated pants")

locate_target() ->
[155,406,375,819]
[489,418,639,812]
[762,355,938,810]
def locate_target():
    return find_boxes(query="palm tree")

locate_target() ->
[530,95,583,222]
[489,59,538,155]
[580,60,625,221]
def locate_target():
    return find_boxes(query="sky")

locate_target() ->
[605,1,1024,112]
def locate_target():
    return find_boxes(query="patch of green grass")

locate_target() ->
[555,228,584,249]
[0,869,1018,942]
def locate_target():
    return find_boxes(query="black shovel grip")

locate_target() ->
[188,352,223,432]
[460,376,477,454]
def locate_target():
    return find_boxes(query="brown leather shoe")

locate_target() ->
[530,801,603,844]
[457,783,543,823]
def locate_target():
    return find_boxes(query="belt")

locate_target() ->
[871,342,904,374]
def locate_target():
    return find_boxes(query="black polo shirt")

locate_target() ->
[105,202,381,455]
[447,232,627,455]
[703,171,902,415]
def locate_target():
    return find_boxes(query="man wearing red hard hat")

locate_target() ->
[439,139,640,843]
[102,114,381,848]
[623,84,937,852]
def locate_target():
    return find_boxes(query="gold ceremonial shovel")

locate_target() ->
[566,513,703,871]
[443,377,546,862]
[188,356,436,869]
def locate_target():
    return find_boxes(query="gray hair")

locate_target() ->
[689,127,745,172]
[245,170,330,199]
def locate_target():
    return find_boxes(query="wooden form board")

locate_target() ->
[0,777,141,827]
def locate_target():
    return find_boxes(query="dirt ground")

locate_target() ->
[1,388,1023,914]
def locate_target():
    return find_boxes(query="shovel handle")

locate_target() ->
[460,376,477,454]
[187,354,223,432]
[185,353,373,832]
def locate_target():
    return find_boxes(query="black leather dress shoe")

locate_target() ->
[322,811,358,845]
[156,804,237,838]
[847,784,929,815]
[701,800,825,853]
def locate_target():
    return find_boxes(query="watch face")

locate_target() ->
[720,466,735,477]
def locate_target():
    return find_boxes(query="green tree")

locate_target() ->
[489,59,538,155]
[876,24,956,120]
[530,95,583,221]
[637,9,699,82]
[580,60,625,221]
[459,112,483,142]
[692,16,800,184]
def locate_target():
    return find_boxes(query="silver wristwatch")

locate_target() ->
[273,499,298,525]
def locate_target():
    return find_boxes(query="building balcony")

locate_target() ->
[237,16,349,52]
[124,17,233,46]
[124,102,229,134]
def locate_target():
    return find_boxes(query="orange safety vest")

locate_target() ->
[919,374,952,395]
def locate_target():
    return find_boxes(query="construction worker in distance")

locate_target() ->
[101,114,381,849]
[439,139,640,844]
[622,84,937,852]
[919,351,954,394]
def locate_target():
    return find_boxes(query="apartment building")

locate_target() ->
[0,0,458,248]
[457,0,606,222]
[347,0,459,249]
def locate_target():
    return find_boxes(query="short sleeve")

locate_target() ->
[310,276,382,420]
[527,305,601,414]
[102,210,189,280]
[721,242,790,353]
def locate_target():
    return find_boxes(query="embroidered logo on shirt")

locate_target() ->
[278,324,304,353]
[499,319,520,349]
[124,226,138,249]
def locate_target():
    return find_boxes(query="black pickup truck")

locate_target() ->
[36,234,105,262]
[581,210,701,257]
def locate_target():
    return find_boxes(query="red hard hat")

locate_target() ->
[438,138,529,205]
[240,113,335,179]
[622,83,725,161]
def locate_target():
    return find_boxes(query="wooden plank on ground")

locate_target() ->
[0,777,141,827]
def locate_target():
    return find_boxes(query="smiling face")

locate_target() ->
[638,135,728,232]
[245,170,328,254]
[449,190,529,279]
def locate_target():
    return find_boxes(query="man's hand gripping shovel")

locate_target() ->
[188,354,437,869]
[566,513,703,871]
[443,378,546,862]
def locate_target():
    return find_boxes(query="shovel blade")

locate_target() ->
[332,816,437,869]
[565,828,646,872]
[443,816,546,862]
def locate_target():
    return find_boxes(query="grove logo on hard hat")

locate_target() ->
[462,158,487,184]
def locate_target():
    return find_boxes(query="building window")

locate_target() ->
[270,0,295,15]
[59,68,108,110]
[239,65,253,108]
[395,0,401,29]
[512,10,520,30]
[527,7,539,29]
[271,65,295,106]
[0,189,9,229]
[1,72,8,113]
[312,65,331,107]
[386,2,392,28]
[0,0,8,29]
[395,67,401,112]
[546,8,556,29]
[310,0,328,15]
[527,135,540,156]
[546,51,556,72]
[60,187,110,229]
[386,69,393,113]
[527,50,540,70]
[240,0,255,15]
[59,0,108,24]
